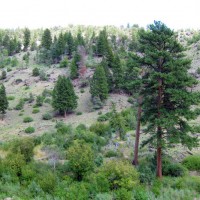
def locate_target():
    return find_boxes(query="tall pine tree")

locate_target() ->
[0,84,8,120]
[41,29,52,50]
[90,65,108,101]
[139,21,200,178]
[112,54,124,91]
[23,28,31,51]
[52,76,78,117]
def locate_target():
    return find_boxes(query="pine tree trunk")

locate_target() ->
[156,128,162,178]
[64,110,67,118]
[132,96,142,166]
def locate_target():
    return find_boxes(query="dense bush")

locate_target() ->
[32,108,40,114]
[32,67,40,76]
[15,99,25,110]
[59,57,68,68]
[42,113,52,120]
[67,140,95,180]
[23,116,33,123]
[36,95,44,106]
[174,176,200,193]
[97,160,139,190]
[7,96,15,101]
[182,155,200,171]
[90,122,111,137]
[10,138,35,162]
[25,127,35,134]
[163,162,188,177]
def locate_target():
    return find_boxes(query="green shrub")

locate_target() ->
[7,96,15,101]
[15,99,25,110]
[76,111,82,115]
[196,67,200,74]
[25,127,35,134]
[97,114,109,122]
[23,116,33,123]
[90,122,111,137]
[182,155,200,171]
[163,163,188,177]
[98,160,139,190]
[138,163,155,185]
[37,171,57,194]
[10,138,35,163]
[32,108,40,114]
[174,176,200,193]
[76,124,87,131]
[39,70,48,81]
[32,67,40,76]
[80,88,85,93]
[114,188,132,200]
[133,187,148,200]
[127,97,134,104]
[104,150,118,158]
[11,57,18,67]
[67,140,95,180]
[7,67,12,72]
[2,153,26,177]
[42,113,52,120]
[1,70,6,80]
[44,97,51,104]
[59,57,68,68]
[42,88,52,97]
[36,95,44,106]
[65,182,90,200]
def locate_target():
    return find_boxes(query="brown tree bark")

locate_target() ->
[132,96,143,166]
[64,110,67,118]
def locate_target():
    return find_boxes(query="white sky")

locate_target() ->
[0,0,199,30]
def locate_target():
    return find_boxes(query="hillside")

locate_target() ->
[0,23,200,200]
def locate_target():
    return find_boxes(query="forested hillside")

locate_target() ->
[0,22,200,199]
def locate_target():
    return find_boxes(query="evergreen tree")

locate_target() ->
[139,21,200,178]
[0,84,8,119]
[55,33,65,60]
[90,65,108,101]
[123,53,143,166]
[41,29,52,50]
[112,55,123,90]
[23,28,31,51]
[101,58,113,92]
[96,29,107,56]
[52,76,78,117]
[70,59,78,79]
[65,31,75,57]
[76,31,85,47]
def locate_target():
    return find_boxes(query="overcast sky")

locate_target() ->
[0,0,199,29]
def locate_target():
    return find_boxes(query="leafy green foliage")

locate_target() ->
[23,116,33,123]
[42,113,52,120]
[182,155,200,171]
[59,57,68,68]
[97,160,139,190]
[32,67,40,76]
[67,140,95,180]
[25,126,35,134]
